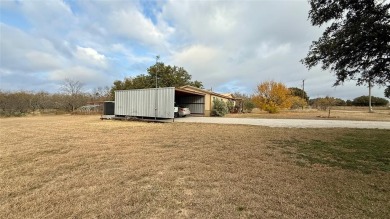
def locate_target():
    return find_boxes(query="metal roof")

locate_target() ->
[179,85,235,99]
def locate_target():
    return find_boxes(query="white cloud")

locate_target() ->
[0,23,65,73]
[0,0,387,99]
[173,45,221,66]
[49,66,105,84]
[25,51,63,70]
[19,0,76,38]
[256,43,292,59]
[75,46,107,68]
[108,9,164,46]
[160,1,322,91]
[171,45,226,83]
[75,0,171,50]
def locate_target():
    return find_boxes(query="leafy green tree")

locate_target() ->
[334,98,346,106]
[226,100,234,113]
[302,0,390,88]
[148,63,203,88]
[352,96,389,106]
[111,62,203,96]
[211,99,228,117]
[243,100,255,113]
[289,87,309,102]
[385,86,390,99]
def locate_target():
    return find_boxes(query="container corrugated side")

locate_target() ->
[115,87,175,118]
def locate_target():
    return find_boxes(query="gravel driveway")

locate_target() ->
[174,117,390,129]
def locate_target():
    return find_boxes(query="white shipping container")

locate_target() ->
[115,87,175,119]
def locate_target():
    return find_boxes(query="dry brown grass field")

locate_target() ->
[227,107,390,121]
[1,115,389,218]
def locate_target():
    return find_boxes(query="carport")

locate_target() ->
[175,88,205,116]
[114,87,219,118]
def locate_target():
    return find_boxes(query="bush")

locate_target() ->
[233,104,241,113]
[310,97,345,110]
[352,96,389,106]
[290,96,307,109]
[212,99,228,117]
[264,104,279,113]
[252,81,292,113]
[226,100,234,113]
[243,100,255,113]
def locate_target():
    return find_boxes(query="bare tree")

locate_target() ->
[31,91,52,113]
[60,79,85,112]
[10,91,31,115]
[92,86,111,101]
[312,96,338,118]
[61,79,83,96]
[0,91,35,116]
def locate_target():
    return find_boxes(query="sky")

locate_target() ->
[0,0,387,100]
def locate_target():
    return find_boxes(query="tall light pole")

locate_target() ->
[369,80,373,113]
[302,79,306,109]
[155,55,160,120]
[155,55,160,88]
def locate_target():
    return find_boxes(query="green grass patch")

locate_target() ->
[288,130,389,173]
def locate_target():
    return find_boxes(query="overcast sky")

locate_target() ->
[0,0,387,100]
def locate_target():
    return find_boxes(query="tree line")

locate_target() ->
[1,61,388,117]
[0,62,204,117]
[0,81,111,117]
[2,77,388,117]
[3,0,390,117]
[233,80,389,115]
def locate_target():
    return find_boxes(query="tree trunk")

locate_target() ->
[368,81,373,113]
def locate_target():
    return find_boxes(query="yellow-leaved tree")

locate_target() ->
[290,96,308,110]
[252,81,293,113]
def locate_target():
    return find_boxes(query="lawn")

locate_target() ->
[0,115,389,218]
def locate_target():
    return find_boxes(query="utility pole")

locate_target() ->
[155,55,160,120]
[368,80,373,113]
[155,55,160,89]
[301,79,306,110]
